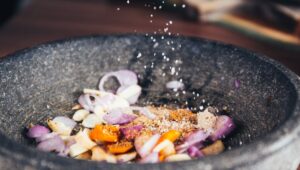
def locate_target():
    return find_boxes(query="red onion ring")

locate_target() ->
[99,70,138,92]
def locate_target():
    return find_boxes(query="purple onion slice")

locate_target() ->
[103,109,137,125]
[210,115,235,141]
[27,125,50,138]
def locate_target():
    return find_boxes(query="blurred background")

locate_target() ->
[0,0,299,74]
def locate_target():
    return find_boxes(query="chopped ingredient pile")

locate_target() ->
[26,70,235,163]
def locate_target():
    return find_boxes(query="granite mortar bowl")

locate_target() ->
[0,35,299,170]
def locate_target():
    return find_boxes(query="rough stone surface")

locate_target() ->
[0,34,299,169]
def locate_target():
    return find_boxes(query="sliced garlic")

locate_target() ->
[73,109,90,122]
[105,154,117,163]
[75,129,97,150]
[117,85,141,101]
[91,146,107,161]
[47,120,72,136]
[116,152,137,162]
[165,154,191,162]
[82,114,104,128]
[69,143,88,157]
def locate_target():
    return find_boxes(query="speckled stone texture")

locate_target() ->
[0,35,299,169]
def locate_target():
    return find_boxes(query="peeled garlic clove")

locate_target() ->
[73,109,90,122]
[105,154,117,163]
[109,96,130,110]
[47,120,72,136]
[75,151,92,160]
[117,85,141,104]
[117,152,137,163]
[94,105,106,117]
[82,114,104,128]
[91,146,107,161]
[75,129,97,150]
[69,143,88,157]
[165,154,191,162]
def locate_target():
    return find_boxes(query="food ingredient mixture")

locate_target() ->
[26,70,235,163]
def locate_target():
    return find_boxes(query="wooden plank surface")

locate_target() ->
[0,0,299,74]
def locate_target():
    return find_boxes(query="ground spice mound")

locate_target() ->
[129,106,200,136]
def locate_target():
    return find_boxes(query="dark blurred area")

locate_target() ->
[0,0,299,75]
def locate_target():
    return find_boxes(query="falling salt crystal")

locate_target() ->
[150,20,153,23]
[162,1,165,4]
[153,6,157,10]
[46,105,50,109]
[199,106,204,110]
[175,93,179,96]
[162,73,166,76]
[171,47,175,51]
[153,42,159,48]
[137,52,142,58]
[173,3,177,7]
[162,52,165,56]
[182,91,186,94]
[239,141,243,145]
[150,14,153,18]
[168,32,171,36]
[169,21,173,24]
[166,57,170,61]
[161,36,164,39]
[144,65,147,69]
[154,31,157,34]
[170,67,175,75]
[159,6,162,9]
[126,0,130,4]
[164,27,169,32]
[167,41,170,45]
[116,7,120,11]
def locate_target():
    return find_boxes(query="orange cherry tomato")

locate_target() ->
[107,141,133,154]
[90,125,119,142]
[158,130,181,143]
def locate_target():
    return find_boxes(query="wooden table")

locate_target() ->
[0,0,299,75]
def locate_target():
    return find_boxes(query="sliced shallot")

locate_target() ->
[136,134,160,158]
[120,125,143,140]
[37,135,65,153]
[27,125,50,138]
[99,70,138,92]
[139,152,159,163]
[187,146,204,158]
[103,109,137,125]
[210,115,235,141]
